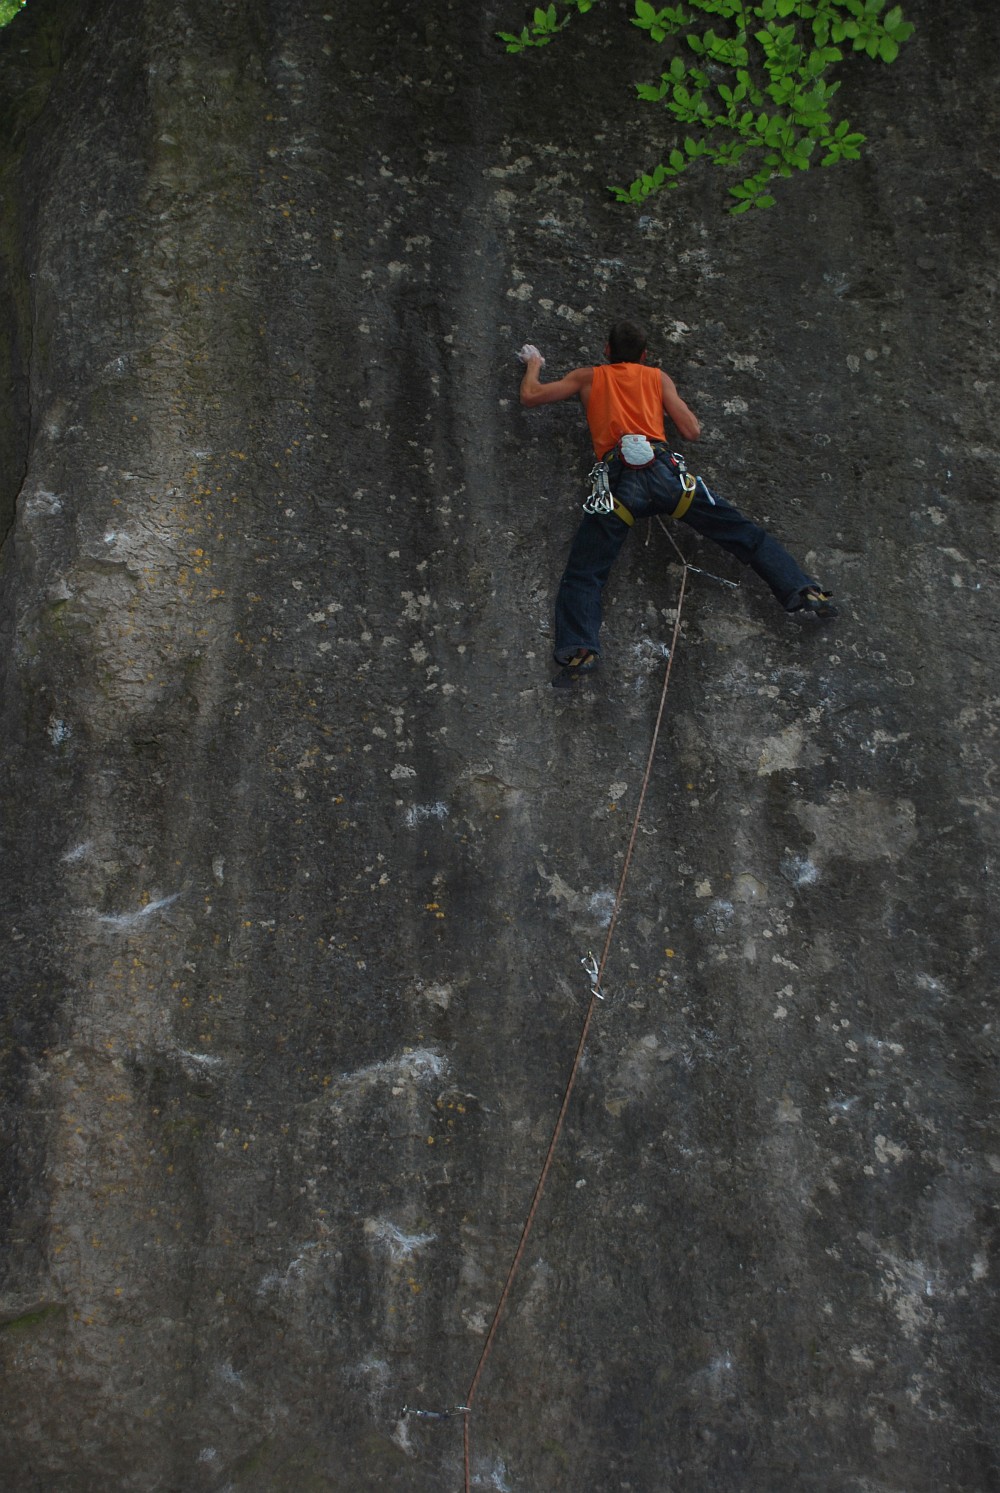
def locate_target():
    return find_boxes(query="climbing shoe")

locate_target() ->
[558,648,599,674]
[552,648,600,688]
[786,586,839,620]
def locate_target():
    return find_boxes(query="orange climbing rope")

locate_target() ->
[460,559,692,1492]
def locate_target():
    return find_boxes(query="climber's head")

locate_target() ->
[606,320,648,363]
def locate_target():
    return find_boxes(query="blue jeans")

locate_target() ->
[553,447,817,660]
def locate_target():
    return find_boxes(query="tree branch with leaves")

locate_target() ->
[498,0,914,213]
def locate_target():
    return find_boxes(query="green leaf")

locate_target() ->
[504,24,539,50]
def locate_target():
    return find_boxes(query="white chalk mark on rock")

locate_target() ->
[404,802,449,826]
[62,841,93,863]
[364,1218,436,1263]
[96,892,180,928]
[338,1048,447,1091]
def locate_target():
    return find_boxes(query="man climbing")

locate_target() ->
[517,319,837,678]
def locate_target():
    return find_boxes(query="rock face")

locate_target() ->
[1,1,998,1489]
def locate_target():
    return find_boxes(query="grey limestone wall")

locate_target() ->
[1,1,998,1489]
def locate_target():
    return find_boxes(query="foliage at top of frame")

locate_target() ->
[0,0,28,30]
[497,0,914,213]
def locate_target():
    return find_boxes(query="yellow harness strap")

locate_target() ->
[670,472,697,521]
[612,498,634,527]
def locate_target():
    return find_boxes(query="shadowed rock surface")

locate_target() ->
[1,1,998,1489]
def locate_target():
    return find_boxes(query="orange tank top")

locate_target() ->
[586,362,666,458]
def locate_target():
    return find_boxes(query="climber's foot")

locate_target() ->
[786,586,839,620]
[552,648,600,688]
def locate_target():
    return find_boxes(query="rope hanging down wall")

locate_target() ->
[403,532,736,1489]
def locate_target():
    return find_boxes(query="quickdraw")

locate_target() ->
[581,951,605,1002]
[402,1405,470,1421]
[581,461,634,526]
[672,468,698,521]
[582,460,614,517]
[663,449,701,520]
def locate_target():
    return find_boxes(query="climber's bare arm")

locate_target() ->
[661,370,701,441]
[519,359,592,409]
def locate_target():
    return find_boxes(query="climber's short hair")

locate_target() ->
[607,320,648,363]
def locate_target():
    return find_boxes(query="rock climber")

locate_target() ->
[517,319,838,678]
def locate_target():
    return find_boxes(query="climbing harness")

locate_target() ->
[582,447,705,527]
